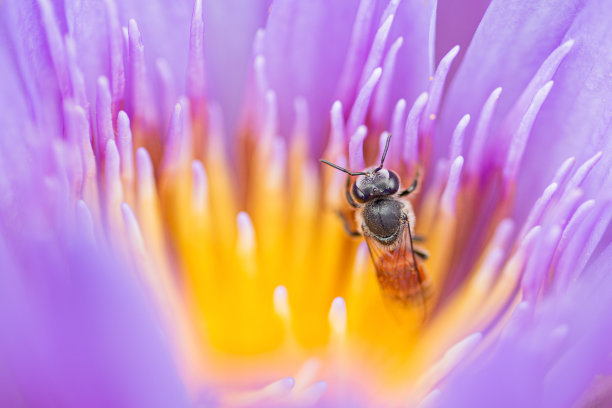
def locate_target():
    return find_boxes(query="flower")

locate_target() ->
[1,0,612,407]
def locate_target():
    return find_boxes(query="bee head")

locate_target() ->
[320,133,399,203]
[352,168,400,203]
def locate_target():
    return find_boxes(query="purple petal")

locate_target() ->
[203,0,271,133]
[440,0,612,218]
[440,0,585,142]
[0,237,191,406]
[435,0,490,76]
[385,0,436,117]
[263,0,435,155]
[62,0,269,136]
[65,0,191,105]
[1,0,63,134]
[519,0,612,216]
[263,0,359,153]
[437,242,612,408]
[0,144,190,405]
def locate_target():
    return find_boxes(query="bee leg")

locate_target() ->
[336,210,361,237]
[412,235,426,242]
[345,175,359,208]
[398,178,418,197]
[413,248,429,260]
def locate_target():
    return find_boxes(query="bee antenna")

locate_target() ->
[320,159,367,176]
[375,133,392,172]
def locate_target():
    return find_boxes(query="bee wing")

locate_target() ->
[363,221,432,307]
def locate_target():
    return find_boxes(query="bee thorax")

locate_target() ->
[362,199,403,239]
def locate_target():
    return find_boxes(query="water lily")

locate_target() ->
[1,0,612,406]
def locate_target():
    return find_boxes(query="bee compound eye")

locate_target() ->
[352,183,367,203]
[386,172,400,194]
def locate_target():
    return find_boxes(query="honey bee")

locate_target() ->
[320,134,431,306]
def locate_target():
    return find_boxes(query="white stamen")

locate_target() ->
[520,182,559,239]
[155,58,177,123]
[262,90,278,144]
[418,389,442,408]
[207,102,226,152]
[386,98,406,165]
[542,324,569,366]
[503,81,554,183]
[550,188,583,228]
[273,285,290,321]
[426,0,437,75]
[105,139,123,214]
[391,98,407,144]
[468,87,502,176]
[552,157,576,188]
[404,92,429,164]
[559,199,595,251]
[38,0,69,95]
[441,156,464,213]
[292,97,309,140]
[64,37,87,108]
[491,218,516,249]
[291,358,322,400]
[500,301,532,343]
[254,55,268,95]
[253,29,266,55]
[371,37,404,125]
[359,14,394,89]
[331,99,345,140]
[191,160,208,213]
[127,19,156,127]
[236,212,256,258]
[521,225,562,301]
[223,377,295,406]
[379,0,401,25]
[117,111,134,181]
[417,333,482,391]
[121,202,147,260]
[75,200,95,243]
[187,0,206,98]
[96,76,114,157]
[323,100,345,159]
[474,247,505,289]
[329,297,347,336]
[347,67,382,135]
[449,114,470,162]
[553,200,597,292]
[501,39,573,136]
[421,45,460,136]
[349,125,368,171]
[268,138,286,187]
[563,151,602,194]
[104,0,124,114]
[297,381,327,406]
[136,148,155,200]
[505,226,542,280]
[161,103,184,172]
[572,203,612,283]
[122,27,128,50]
[335,0,376,103]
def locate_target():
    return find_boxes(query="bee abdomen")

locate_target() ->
[376,256,432,304]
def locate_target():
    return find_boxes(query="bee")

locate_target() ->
[320,133,431,306]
